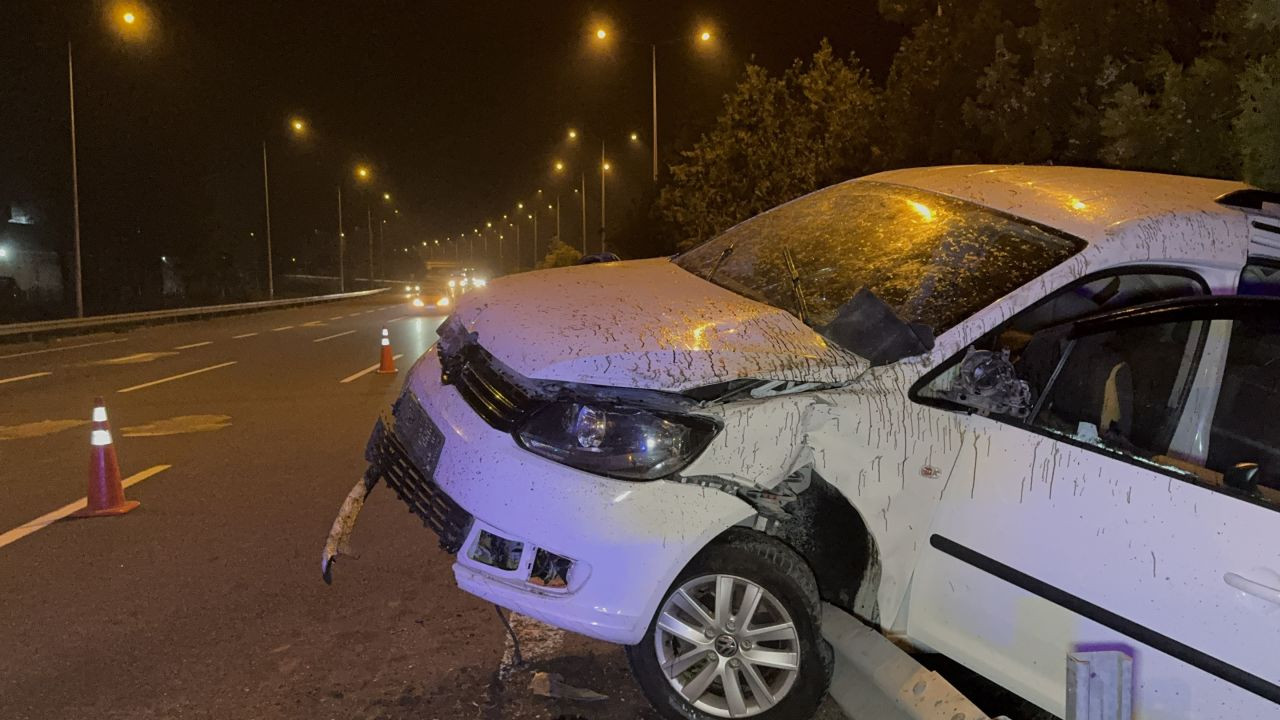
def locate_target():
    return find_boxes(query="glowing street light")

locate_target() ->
[122,12,136,24]
[554,160,565,172]
[588,21,718,182]
[567,129,578,140]
[290,118,305,133]
[629,132,639,143]
[355,165,371,181]
[382,192,391,201]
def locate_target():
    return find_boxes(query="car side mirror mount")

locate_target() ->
[823,287,934,366]
[1225,462,1260,494]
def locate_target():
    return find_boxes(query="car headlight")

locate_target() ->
[411,297,425,308]
[436,296,451,307]
[516,401,719,480]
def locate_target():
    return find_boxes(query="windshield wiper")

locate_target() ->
[706,244,735,281]
[781,247,809,324]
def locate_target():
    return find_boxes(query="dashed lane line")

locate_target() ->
[339,355,403,383]
[232,332,259,339]
[0,371,52,386]
[174,341,212,350]
[313,330,357,343]
[271,325,295,332]
[328,315,344,321]
[0,337,128,360]
[346,313,362,318]
[0,464,171,551]
[301,320,326,327]
[117,361,238,394]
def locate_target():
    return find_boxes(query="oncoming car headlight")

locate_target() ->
[516,401,719,480]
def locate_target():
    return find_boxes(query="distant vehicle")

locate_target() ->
[328,166,1280,719]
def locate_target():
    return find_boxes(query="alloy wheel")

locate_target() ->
[653,573,801,718]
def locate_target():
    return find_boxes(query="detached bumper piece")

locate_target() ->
[366,417,472,554]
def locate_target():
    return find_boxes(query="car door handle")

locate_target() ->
[1224,572,1280,606]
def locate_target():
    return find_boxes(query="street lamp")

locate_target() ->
[258,114,309,300]
[590,23,717,183]
[66,3,152,318]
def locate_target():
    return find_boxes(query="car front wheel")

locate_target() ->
[626,530,830,720]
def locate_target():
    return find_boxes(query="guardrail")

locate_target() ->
[0,287,390,342]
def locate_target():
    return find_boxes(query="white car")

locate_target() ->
[325,165,1280,720]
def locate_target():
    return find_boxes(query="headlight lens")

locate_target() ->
[516,401,718,480]
[411,297,425,308]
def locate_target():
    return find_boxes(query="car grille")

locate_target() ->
[438,340,539,432]
[365,414,472,554]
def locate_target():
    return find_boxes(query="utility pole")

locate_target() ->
[336,186,345,292]
[68,42,84,318]
[261,141,274,299]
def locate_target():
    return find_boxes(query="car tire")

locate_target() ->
[625,529,831,720]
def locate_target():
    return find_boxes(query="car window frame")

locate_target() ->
[907,266,1232,490]
[910,266,1210,414]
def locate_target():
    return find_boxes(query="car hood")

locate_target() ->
[448,258,867,392]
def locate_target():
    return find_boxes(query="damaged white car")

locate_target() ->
[325,165,1280,720]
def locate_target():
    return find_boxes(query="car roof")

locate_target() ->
[862,165,1251,245]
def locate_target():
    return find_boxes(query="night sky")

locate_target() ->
[1,1,903,285]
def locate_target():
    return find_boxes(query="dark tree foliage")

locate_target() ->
[657,0,1280,249]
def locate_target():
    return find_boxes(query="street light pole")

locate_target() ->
[651,43,658,183]
[67,41,84,318]
[336,186,345,292]
[600,140,607,253]
[556,194,561,245]
[261,141,274,299]
[366,204,374,285]
[580,173,587,254]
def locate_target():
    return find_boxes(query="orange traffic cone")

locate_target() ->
[72,397,140,518]
[376,327,397,374]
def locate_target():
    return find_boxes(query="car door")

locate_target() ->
[906,296,1280,719]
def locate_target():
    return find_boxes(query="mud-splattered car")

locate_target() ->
[325,165,1280,719]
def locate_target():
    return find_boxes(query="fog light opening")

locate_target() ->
[468,530,524,571]
[528,548,574,589]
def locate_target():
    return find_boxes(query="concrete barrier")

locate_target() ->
[0,287,390,343]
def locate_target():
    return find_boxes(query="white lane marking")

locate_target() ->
[328,315,344,321]
[174,341,212,350]
[339,355,403,383]
[117,361,237,394]
[0,371,52,386]
[0,337,129,360]
[363,309,375,314]
[232,332,259,339]
[386,316,407,323]
[271,325,294,332]
[0,464,171,551]
[313,330,356,343]
[346,313,361,318]
[301,320,325,327]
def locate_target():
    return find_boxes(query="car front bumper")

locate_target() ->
[364,347,754,645]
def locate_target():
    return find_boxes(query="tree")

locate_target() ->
[656,41,878,250]
[536,240,583,269]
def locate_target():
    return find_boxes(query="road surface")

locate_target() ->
[0,294,857,719]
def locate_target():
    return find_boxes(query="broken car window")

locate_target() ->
[920,272,1208,462]
[674,181,1085,338]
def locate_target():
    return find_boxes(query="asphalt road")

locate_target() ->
[0,294,851,720]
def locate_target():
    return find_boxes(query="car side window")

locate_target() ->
[1204,316,1280,506]
[918,271,1207,461]
[1238,260,1280,296]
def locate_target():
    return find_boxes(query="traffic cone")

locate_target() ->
[376,327,397,374]
[72,397,140,518]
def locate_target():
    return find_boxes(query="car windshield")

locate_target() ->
[674,181,1085,337]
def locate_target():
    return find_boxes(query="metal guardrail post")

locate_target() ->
[1066,651,1133,720]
